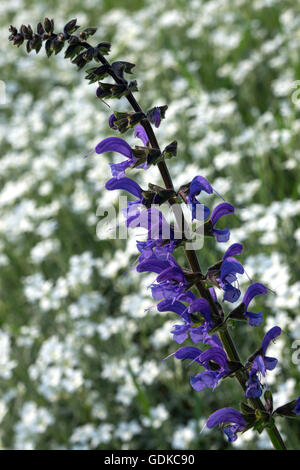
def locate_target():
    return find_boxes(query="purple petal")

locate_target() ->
[199,347,228,369]
[190,371,219,391]
[109,160,131,179]
[210,202,235,226]
[264,356,278,371]
[220,257,244,280]
[190,200,210,221]
[261,326,281,354]
[209,287,217,302]
[245,311,263,327]
[137,258,170,274]
[189,176,213,199]
[222,284,241,303]
[243,283,268,311]
[188,298,211,323]
[173,346,202,361]
[95,136,133,158]
[105,177,142,199]
[223,243,244,260]
[134,124,149,146]
[206,408,246,429]
[157,267,185,284]
[171,324,189,344]
[108,114,117,129]
[213,228,230,243]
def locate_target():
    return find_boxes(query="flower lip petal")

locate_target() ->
[242,282,268,310]
[206,407,246,429]
[223,243,244,260]
[95,136,133,158]
[189,176,213,199]
[261,326,281,353]
[105,177,142,199]
[199,347,228,369]
[220,257,244,280]
[134,124,149,146]
[210,202,235,226]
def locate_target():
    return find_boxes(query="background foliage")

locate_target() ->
[0,0,299,450]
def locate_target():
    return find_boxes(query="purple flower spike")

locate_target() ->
[206,408,246,443]
[95,136,133,158]
[242,283,268,327]
[105,177,142,199]
[294,397,300,415]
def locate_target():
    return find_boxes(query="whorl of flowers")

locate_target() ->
[9,18,300,450]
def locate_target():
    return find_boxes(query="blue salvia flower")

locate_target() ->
[246,326,281,399]
[206,408,247,443]
[242,282,268,326]
[208,202,235,242]
[187,176,212,221]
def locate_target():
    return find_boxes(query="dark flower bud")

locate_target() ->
[31,34,42,53]
[147,105,168,127]
[45,39,55,57]
[53,37,65,55]
[72,52,87,68]
[26,39,33,53]
[9,25,18,35]
[273,399,298,418]
[37,22,44,36]
[82,47,94,61]
[44,18,54,34]
[64,19,79,35]
[111,61,135,79]
[13,34,24,46]
[68,35,80,45]
[82,27,97,37]
[95,42,111,56]
[85,64,110,83]
[162,140,177,159]
[20,24,31,38]
[264,390,273,413]
[96,83,114,99]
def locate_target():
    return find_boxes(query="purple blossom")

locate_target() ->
[246,326,281,398]
[134,124,149,146]
[242,283,268,326]
[206,408,246,443]
[218,256,244,303]
[187,176,212,221]
[189,346,229,392]
[209,202,235,242]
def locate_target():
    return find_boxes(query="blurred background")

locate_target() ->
[0,0,300,450]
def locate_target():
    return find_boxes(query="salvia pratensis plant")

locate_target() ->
[9,18,300,450]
